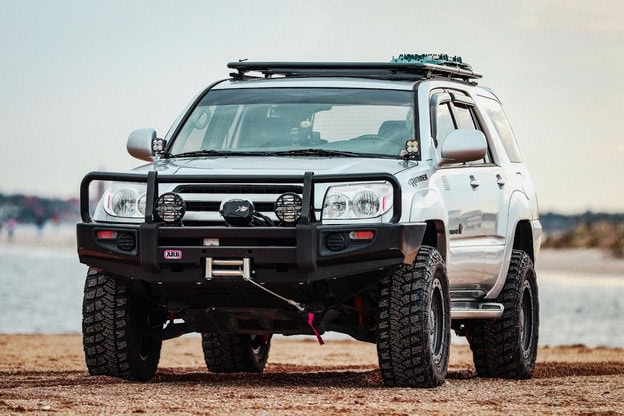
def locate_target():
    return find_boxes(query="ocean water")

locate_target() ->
[1,244,623,347]
[538,272,624,347]
[0,245,86,333]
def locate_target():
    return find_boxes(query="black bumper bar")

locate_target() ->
[77,171,426,283]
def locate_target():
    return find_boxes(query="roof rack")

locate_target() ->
[227,61,482,83]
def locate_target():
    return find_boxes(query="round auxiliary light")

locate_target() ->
[154,193,186,224]
[274,193,303,224]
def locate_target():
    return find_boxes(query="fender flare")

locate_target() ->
[486,190,534,299]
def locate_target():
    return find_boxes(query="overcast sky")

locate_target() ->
[1,0,623,213]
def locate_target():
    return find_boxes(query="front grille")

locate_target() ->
[174,184,303,195]
[185,201,275,212]
[171,183,304,223]
[184,201,221,211]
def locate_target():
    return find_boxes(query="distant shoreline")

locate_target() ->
[537,247,624,276]
[0,223,75,250]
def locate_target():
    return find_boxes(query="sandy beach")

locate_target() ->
[0,335,623,415]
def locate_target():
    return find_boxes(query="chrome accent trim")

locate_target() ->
[450,289,487,301]
[451,301,504,319]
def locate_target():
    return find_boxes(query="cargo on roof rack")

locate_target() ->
[227,61,482,83]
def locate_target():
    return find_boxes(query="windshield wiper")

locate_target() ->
[171,148,396,159]
[272,149,398,158]
[170,150,273,158]
[272,149,365,157]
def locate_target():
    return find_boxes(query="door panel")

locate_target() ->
[431,167,484,288]
[473,165,509,287]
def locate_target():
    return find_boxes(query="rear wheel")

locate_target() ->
[82,269,163,381]
[467,250,539,379]
[201,333,271,373]
[376,246,450,387]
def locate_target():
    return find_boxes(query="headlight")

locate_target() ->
[323,194,349,219]
[322,182,392,221]
[102,182,147,218]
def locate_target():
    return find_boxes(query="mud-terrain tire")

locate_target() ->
[82,269,162,381]
[467,250,539,379]
[376,246,450,388]
[202,333,271,373]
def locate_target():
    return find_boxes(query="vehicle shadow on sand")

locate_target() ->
[4,361,622,390]
[145,361,624,386]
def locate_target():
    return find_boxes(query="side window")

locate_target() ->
[480,97,522,163]
[453,104,477,129]
[431,89,491,165]
[436,103,455,143]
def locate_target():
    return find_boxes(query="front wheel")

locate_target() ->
[467,250,539,379]
[376,246,450,387]
[82,269,163,381]
[201,333,271,373]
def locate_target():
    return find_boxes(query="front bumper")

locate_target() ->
[77,221,426,283]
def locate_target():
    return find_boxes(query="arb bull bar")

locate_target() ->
[77,171,426,284]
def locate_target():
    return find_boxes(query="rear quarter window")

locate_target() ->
[479,97,523,163]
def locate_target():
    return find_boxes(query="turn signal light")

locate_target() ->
[349,230,375,240]
[96,230,118,240]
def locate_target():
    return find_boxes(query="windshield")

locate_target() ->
[169,88,415,158]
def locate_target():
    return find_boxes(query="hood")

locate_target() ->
[133,156,413,176]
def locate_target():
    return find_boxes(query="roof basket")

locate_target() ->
[228,61,482,84]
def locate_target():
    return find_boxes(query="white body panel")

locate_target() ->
[107,74,541,303]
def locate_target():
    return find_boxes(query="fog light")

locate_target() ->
[154,193,186,224]
[274,193,303,224]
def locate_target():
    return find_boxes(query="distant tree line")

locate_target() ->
[541,212,624,258]
[541,211,624,234]
[0,193,79,224]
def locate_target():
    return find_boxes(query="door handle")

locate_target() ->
[496,174,506,187]
[469,175,479,188]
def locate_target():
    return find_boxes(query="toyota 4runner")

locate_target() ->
[77,55,541,388]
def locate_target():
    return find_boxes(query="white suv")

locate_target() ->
[77,55,541,388]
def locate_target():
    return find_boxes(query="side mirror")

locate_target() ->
[127,129,163,161]
[438,129,487,167]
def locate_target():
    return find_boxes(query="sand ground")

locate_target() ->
[1,226,624,414]
[1,335,623,415]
